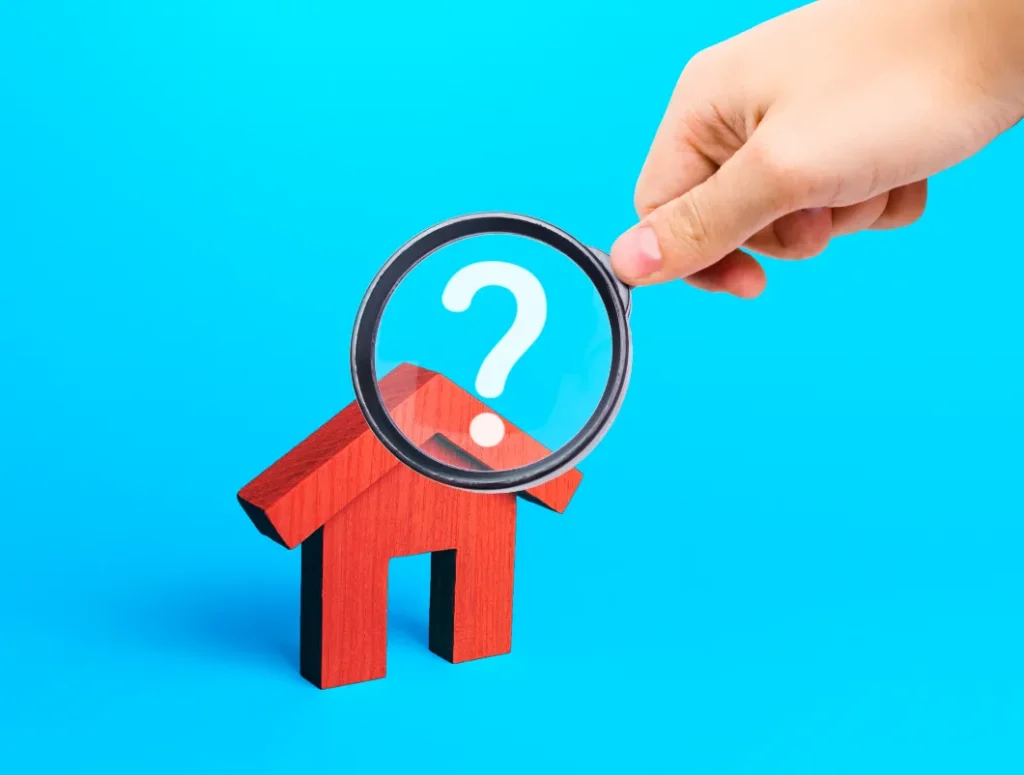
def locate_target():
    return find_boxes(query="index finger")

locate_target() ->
[633,92,721,218]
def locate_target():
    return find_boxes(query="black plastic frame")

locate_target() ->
[350,211,632,493]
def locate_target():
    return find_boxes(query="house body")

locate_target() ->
[238,364,581,688]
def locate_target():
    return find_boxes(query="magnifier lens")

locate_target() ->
[374,233,614,474]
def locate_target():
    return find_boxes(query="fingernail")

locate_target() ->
[611,224,662,281]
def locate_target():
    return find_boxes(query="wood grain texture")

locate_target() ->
[237,364,433,548]
[389,369,583,513]
[238,363,582,549]
[300,442,517,688]
[238,363,584,689]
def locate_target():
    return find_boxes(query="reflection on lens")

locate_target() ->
[374,233,613,473]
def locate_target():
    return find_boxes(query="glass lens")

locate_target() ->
[374,232,613,473]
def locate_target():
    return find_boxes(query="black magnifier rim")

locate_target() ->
[350,211,631,493]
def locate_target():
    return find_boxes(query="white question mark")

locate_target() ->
[442,261,547,448]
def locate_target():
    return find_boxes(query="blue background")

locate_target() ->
[1,2,1021,772]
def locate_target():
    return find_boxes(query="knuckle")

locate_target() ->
[897,205,929,226]
[905,206,926,225]
[679,41,730,86]
[884,205,925,230]
[745,138,830,209]
[776,234,829,261]
[660,192,715,265]
[878,182,928,228]
[679,48,716,85]
[794,237,830,260]
[906,189,928,223]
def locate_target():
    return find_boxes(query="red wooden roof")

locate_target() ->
[238,363,583,549]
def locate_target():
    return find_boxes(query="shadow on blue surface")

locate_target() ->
[105,574,299,674]
[101,566,434,682]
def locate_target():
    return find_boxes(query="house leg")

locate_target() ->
[300,521,389,688]
[428,494,517,664]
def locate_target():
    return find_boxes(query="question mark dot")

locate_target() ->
[469,412,505,448]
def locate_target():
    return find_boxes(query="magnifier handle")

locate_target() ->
[587,246,633,319]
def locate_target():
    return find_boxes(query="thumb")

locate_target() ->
[611,139,797,285]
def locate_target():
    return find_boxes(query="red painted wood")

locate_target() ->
[301,442,517,688]
[237,364,433,548]
[388,368,583,513]
[238,362,583,689]
[239,363,582,549]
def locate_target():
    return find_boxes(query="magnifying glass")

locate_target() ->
[350,212,632,493]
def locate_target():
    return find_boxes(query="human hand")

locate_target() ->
[610,0,1024,297]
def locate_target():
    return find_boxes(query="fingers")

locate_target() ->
[634,117,719,219]
[871,179,927,229]
[684,250,767,298]
[743,207,833,259]
[610,176,930,292]
[633,61,738,218]
[831,192,890,236]
[611,138,797,286]
[831,181,926,235]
